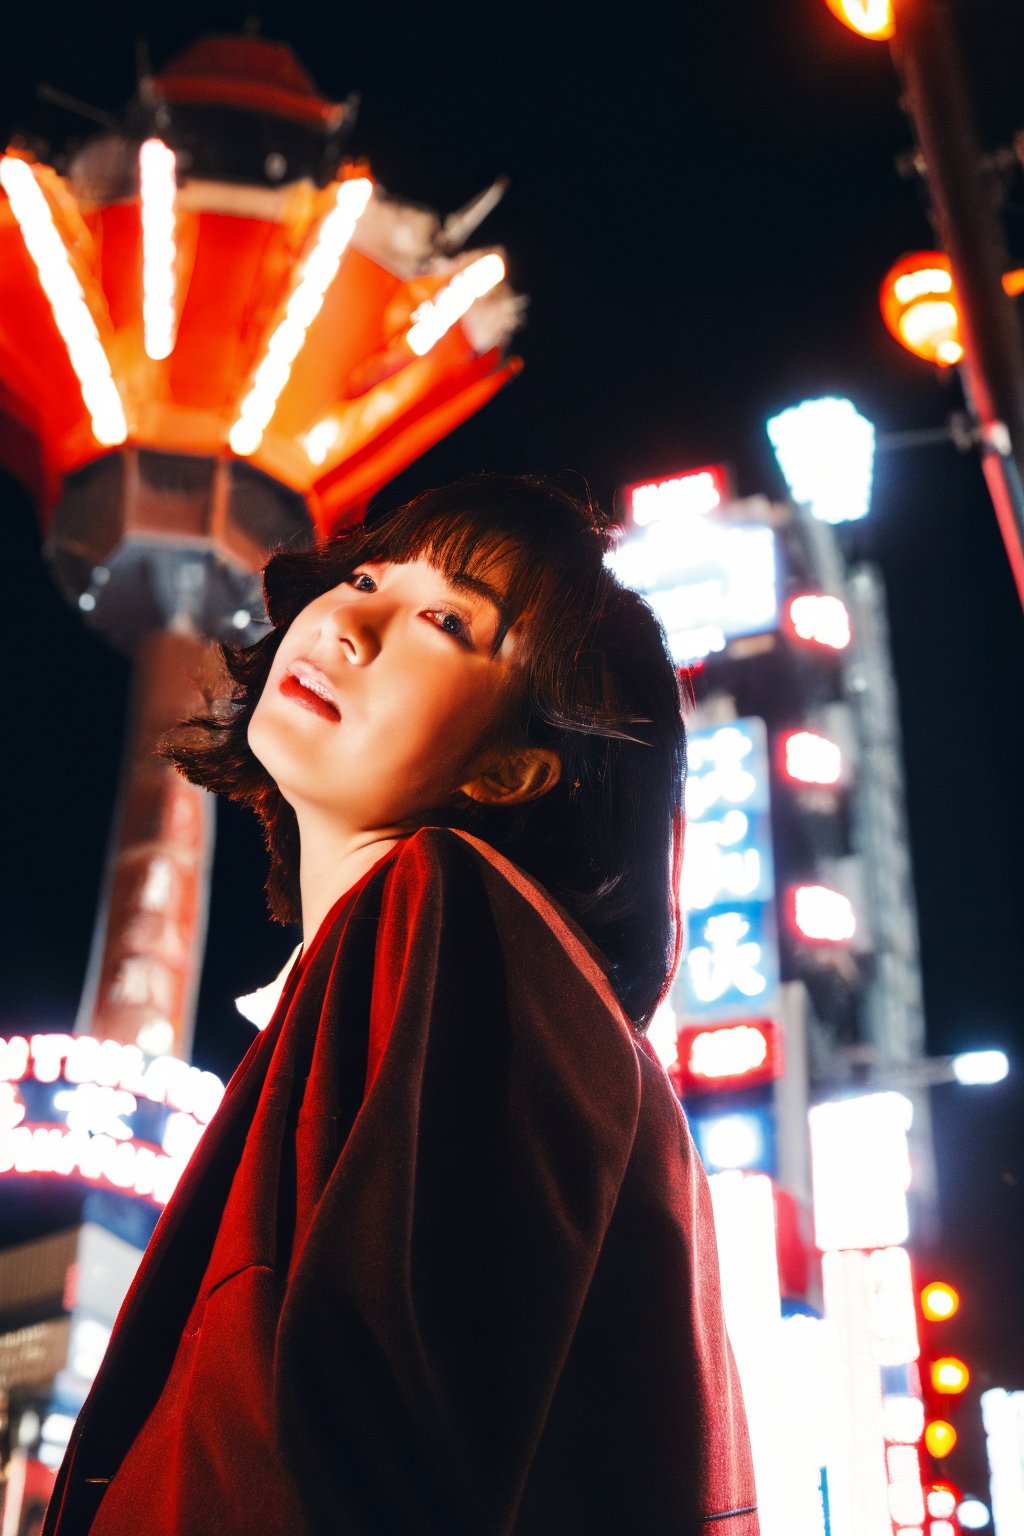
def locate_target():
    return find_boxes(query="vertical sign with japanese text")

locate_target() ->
[675,717,780,1022]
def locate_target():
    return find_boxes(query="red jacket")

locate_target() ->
[45,827,759,1535]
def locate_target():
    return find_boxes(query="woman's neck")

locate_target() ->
[295,809,406,948]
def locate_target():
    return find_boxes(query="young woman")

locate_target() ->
[44,474,758,1536]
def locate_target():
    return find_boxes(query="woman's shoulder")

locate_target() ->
[378,825,631,1032]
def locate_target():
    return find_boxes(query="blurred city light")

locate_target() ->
[957,1496,991,1529]
[792,883,857,943]
[607,514,778,668]
[697,1112,768,1172]
[823,0,894,41]
[767,396,876,524]
[810,1093,913,1252]
[644,998,680,1073]
[952,1049,1009,1085]
[684,1021,775,1084]
[0,155,128,445]
[881,252,963,366]
[932,1356,970,1394]
[624,465,730,525]
[787,593,852,650]
[139,138,178,361]
[406,252,506,356]
[927,1485,959,1519]
[925,1419,958,1458]
[921,1281,960,1321]
[782,728,844,786]
[229,176,374,456]
[982,1389,1024,1536]
[881,1393,925,1444]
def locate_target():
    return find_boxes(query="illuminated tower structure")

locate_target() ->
[610,441,936,1536]
[0,34,522,1512]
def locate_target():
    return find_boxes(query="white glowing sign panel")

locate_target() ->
[0,1034,225,1207]
[676,719,780,1022]
[821,1247,903,1536]
[624,464,731,526]
[982,1389,1024,1536]
[607,510,779,667]
[809,1093,913,1253]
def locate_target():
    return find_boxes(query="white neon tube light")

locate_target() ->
[406,252,506,357]
[0,155,127,446]
[139,138,178,361]
[229,177,374,457]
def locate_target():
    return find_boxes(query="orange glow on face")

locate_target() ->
[931,1356,969,1394]
[921,1281,960,1321]
[881,253,964,366]
[924,1419,957,1458]
[823,0,894,40]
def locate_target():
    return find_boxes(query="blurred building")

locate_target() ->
[612,459,946,1536]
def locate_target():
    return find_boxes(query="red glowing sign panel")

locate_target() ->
[780,729,844,787]
[677,1017,782,1093]
[785,593,851,651]
[623,464,732,526]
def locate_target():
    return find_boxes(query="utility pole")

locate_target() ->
[890,0,1024,607]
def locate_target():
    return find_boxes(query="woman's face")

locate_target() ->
[248,556,524,836]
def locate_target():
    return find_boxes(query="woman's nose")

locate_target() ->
[324,597,383,665]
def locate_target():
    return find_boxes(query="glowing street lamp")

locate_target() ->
[880,251,963,366]
[951,1049,1009,1086]
[823,0,894,41]
[767,396,876,524]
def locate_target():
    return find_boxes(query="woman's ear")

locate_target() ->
[459,747,562,807]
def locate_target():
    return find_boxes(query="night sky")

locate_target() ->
[1,0,1022,1492]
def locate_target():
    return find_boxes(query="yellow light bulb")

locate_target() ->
[924,1419,957,1458]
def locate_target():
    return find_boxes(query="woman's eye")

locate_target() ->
[349,572,376,592]
[428,609,471,644]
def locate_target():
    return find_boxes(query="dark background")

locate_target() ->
[1,0,1021,1496]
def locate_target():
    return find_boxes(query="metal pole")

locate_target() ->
[74,628,217,1060]
[891,0,1024,610]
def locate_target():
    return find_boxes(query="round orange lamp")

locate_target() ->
[921,1281,961,1322]
[823,0,895,41]
[931,1357,970,1394]
[924,1419,958,1458]
[880,252,964,366]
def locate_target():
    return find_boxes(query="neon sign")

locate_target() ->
[622,464,731,526]
[675,719,780,1022]
[608,473,779,667]
[0,1034,225,1207]
[677,1018,783,1093]
[809,1092,913,1253]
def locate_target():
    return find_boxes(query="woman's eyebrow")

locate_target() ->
[446,571,510,632]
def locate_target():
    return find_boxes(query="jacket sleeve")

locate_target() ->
[272,828,644,1535]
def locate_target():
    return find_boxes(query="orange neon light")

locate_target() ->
[931,1356,969,1394]
[882,251,1024,368]
[0,37,524,537]
[924,1419,957,1458]
[823,0,894,41]
[921,1281,960,1321]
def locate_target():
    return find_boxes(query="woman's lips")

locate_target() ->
[280,662,342,722]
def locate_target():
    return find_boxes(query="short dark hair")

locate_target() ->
[164,473,687,1029]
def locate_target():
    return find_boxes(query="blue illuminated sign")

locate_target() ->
[689,1107,775,1174]
[675,718,780,1022]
